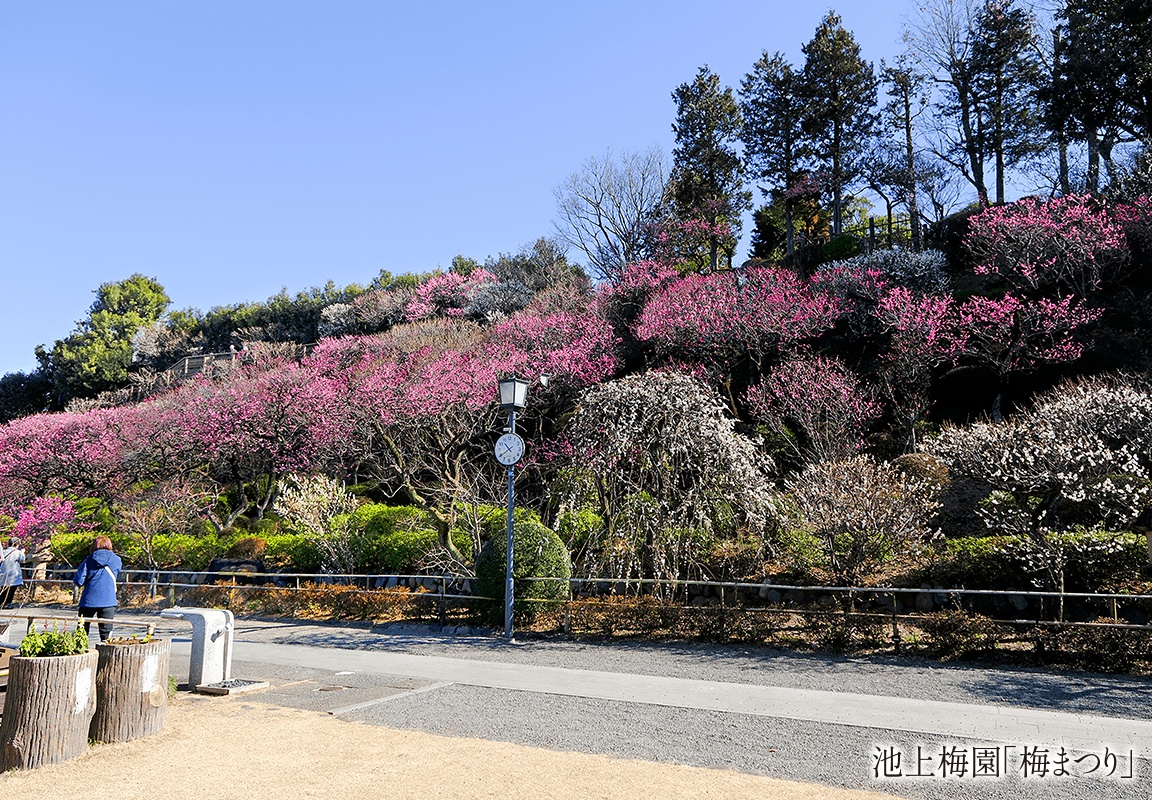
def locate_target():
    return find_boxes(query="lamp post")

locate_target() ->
[495,375,528,639]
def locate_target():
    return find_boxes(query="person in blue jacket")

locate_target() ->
[73,535,122,642]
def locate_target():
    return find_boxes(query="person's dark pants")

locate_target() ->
[78,606,116,642]
[0,585,18,609]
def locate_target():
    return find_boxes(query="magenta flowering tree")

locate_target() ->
[744,355,879,463]
[648,199,737,272]
[948,293,1101,419]
[965,195,1152,297]
[404,269,497,322]
[305,307,621,567]
[174,360,350,527]
[0,405,166,504]
[635,266,839,407]
[594,259,680,334]
[485,309,619,396]
[875,286,958,441]
[5,496,84,551]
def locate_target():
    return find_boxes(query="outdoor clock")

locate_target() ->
[494,432,525,465]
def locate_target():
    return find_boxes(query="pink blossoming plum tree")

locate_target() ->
[965,194,1152,297]
[744,355,878,463]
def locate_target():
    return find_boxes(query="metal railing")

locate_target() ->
[25,567,1152,632]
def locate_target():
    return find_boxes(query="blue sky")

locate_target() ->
[0,1,919,375]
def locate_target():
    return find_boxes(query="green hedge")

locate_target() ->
[50,503,559,576]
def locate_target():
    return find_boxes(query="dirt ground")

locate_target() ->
[0,694,910,800]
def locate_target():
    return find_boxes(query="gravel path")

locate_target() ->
[228,617,1152,721]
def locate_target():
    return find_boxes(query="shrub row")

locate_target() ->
[50,502,565,575]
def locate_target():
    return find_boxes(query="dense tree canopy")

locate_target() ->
[37,274,170,407]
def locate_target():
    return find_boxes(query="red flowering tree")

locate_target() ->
[635,266,839,396]
[173,360,350,527]
[875,287,958,444]
[948,293,1100,419]
[744,355,879,463]
[305,307,620,567]
[965,194,1152,297]
[4,496,85,551]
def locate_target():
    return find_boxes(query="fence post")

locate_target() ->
[890,592,901,655]
[719,583,726,642]
[439,576,447,626]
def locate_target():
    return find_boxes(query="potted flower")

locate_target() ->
[0,623,96,771]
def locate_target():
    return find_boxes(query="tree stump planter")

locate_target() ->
[89,637,170,744]
[0,650,98,771]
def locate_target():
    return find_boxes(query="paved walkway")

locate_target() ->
[206,638,1152,755]
[8,606,1151,759]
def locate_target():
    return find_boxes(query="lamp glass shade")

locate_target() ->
[498,375,529,408]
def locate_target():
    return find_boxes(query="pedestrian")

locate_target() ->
[0,536,25,608]
[73,535,122,642]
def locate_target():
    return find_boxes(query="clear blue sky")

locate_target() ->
[0,1,919,375]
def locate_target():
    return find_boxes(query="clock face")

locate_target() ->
[494,433,525,465]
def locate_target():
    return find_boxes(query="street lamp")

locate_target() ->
[494,375,529,639]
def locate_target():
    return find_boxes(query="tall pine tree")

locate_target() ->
[741,52,808,257]
[800,12,877,236]
[670,65,750,272]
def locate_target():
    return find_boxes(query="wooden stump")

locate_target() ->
[0,650,98,771]
[89,638,170,744]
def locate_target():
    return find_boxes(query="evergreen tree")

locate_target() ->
[670,65,751,272]
[1046,0,1151,191]
[741,52,808,257]
[799,12,877,235]
[38,274,171,406]
[970,0,1046,204]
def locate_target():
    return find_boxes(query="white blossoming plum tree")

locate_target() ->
[927,375,1152,599]
[561,371,775,588]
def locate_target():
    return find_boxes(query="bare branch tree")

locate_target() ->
[553,146,670,282]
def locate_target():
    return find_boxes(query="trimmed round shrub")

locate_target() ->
[475,520,571,622]
[461,503,543,543]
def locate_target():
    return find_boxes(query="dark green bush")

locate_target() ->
[555,508,603,555]
[940,530,1145,592]
[475,520,571,622]
[51,532,96,566]
[821,234,863,262]
[942,535,1031,589]
[349,504,472,572]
